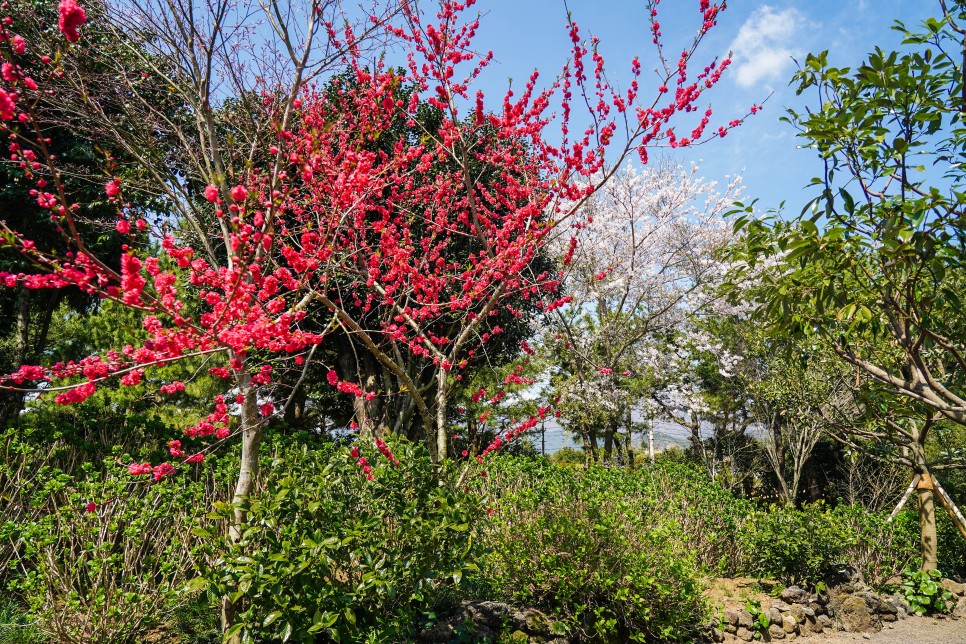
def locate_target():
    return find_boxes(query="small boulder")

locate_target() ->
[767,608,783,627]
[942,578,966,597]
[768,624,787,639]
[782,614,798,634]
[781,586,810,604]
[736,626,755,642]
[736,610,755,630]
[822,564,863,589]
[858,591,898,616]
[885,593,913,616]
[836,594,882,633]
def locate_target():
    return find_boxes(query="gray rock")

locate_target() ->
[767,608,784,626]
[710,626,726,642]
[802,618,823,635]
[858,591,897,615]
[817,614,833,629]
[768,623,787,639]
[835,594,882,633]
[724,623,738,634]
[823,564,864,589]
[736,609,755,630]
[417,601,557,643]
[771,601,792,612]
[954,598,966,619]
[789,604,806,623]
[781,586,810,604]
[942,578,966,597]
[736,626,755,642]
[725,609,742,626]
[782,614,798,633]
[885,593,913,616]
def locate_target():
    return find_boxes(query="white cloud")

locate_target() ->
[728,5,805,89]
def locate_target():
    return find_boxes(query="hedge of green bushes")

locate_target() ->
[0,433,929,644]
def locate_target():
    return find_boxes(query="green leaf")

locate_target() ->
[263,611,283,628]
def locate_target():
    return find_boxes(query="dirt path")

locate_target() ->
[794,615,966,643]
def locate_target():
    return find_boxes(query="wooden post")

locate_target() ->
[932,474,966,542]
[887,474,920,522]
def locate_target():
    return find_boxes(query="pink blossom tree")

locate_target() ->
[546,161,741,463]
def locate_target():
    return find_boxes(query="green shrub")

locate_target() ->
[739,502,850,587]
[738,502,918,588]
[478,459,711,642]
[3,458,211,644]
[937,509,966,579]
[549,446,584,467]
[836,506,918,588]
[203,438,483,643]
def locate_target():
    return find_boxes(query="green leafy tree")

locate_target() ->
[727,3,966,568]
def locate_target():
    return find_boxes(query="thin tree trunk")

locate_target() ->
[624,410,633,469]
[436,369,448,461]
[222,372,264,643]
[588,432,600,464]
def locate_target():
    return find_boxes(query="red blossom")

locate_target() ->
[57,0,87,43]
[152,462,174,480]
[0,89,15,120]
[105,179,120,198]
[128,462,152,476]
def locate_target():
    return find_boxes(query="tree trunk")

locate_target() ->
[339,347,388,439]
[917,474,939,572]
[435,369,448,461]
[588,432,600,464]
[624,411,633,469]
[222,372,264,643]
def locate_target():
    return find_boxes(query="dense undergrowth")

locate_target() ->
[0,428,948,643]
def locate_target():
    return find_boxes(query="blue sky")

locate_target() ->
[464,0,937,212]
